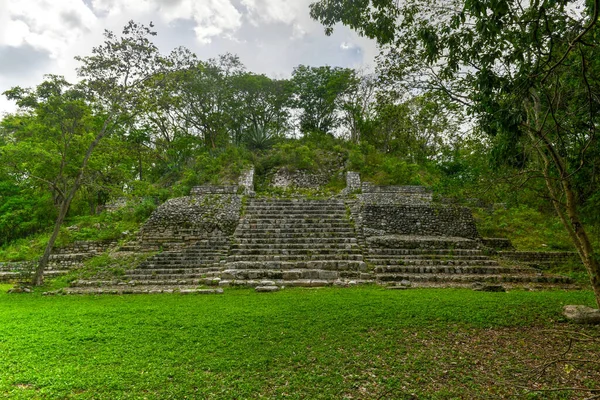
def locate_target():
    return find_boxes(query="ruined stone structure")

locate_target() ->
[0,240,118,283]
[271,168,331,189]
[7,170,577,294]
[138,187,241,250]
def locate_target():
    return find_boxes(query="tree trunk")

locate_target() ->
[525,97,600,308]
[31,114,114,286]
[563,182,600,308]
[32,198,71,286]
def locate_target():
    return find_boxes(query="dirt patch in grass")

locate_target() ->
[347,325,600,399]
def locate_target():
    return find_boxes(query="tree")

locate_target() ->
[291,65,358,135]
[231,72,292,144]
[310,0,600,306]
[168,53,246,149]
[339,72,377,143]
[3,21,167,286]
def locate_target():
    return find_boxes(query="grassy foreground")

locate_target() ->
[1,285,599,399]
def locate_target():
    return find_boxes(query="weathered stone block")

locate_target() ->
[255,286,280,292]
[563,305,600,324]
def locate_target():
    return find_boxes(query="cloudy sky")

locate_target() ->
[0,0,378,115]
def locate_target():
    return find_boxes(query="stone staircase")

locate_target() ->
[64,237,230,294]
[367,236,574,288]
[53,192,576,294]
[220,199,369,287]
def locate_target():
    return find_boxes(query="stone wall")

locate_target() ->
[52,240,117,255]
[139,194,242,249]
[481,238,514,250]
[343,171,361,194]
[190,185,238,195]
[0,261,33,272]
[358,203,480,239]
[271,168,330,189]
[499,251,580,267]
[238,168,255,196]
[359,183,433,205]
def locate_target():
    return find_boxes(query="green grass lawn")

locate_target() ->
[1,286,599,399]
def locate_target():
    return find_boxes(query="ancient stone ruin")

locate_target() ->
[2,170,580,294]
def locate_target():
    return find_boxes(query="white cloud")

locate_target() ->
[291,23,306,40]
[0,0,379,115]
[188,0,242,44]
[0,0,97,57]
[90,0,243,44]
[241,0,303,25]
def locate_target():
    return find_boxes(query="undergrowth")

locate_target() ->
[473,205,574,251]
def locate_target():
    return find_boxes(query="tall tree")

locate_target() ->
[310,0,600,306]
[291,65,358,135]
[169,53,246,149]
[231,73,292,144]
[3,21,167,285]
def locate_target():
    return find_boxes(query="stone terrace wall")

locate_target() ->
[190,185,238,195]
[481,238,514,250]
[360,183,433,205]
[499,251,580,267]
[350,183,479,240]
[139,194,241,249]
[52,240,117,255]
[359,203,480,239]
[271,168,330,189]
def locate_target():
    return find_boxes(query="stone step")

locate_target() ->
[144,255,224,262]
[242,218,349,224]
[220,279,375,288]
[128,267,222,274]
[236,232,356,239]
[122,272,222,280]
[250,199,343,204]
[367,254,490,261]
[0,264,30,272]
[235,238,358,245]
[1,270,69,282]
[229,248,363,255]
[368,259,499,266]
[71,278,223,287]
[142,262,222,268]
[148,252,225,258]
[227,254,364,262]
[237,222,352,229]
[221,268,346,281]
[368,249,484,256]
[244,212,347,218]
[237,227,354,233]
[246,204,346,209]
[227,260,367,271]
[48,253,91,260]
[375,273,573,284]
[373,265,532,274]
[59,287,224,295]
[367,236,480,250]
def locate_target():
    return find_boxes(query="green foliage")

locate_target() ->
[0,202,147,262]
[0,183,56,245]
[180,146,253,189]
[349,143,422,185]
[244,126,278,151]
[474,206,573,251]
[291,65,358,134]
[0,233,50,262]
